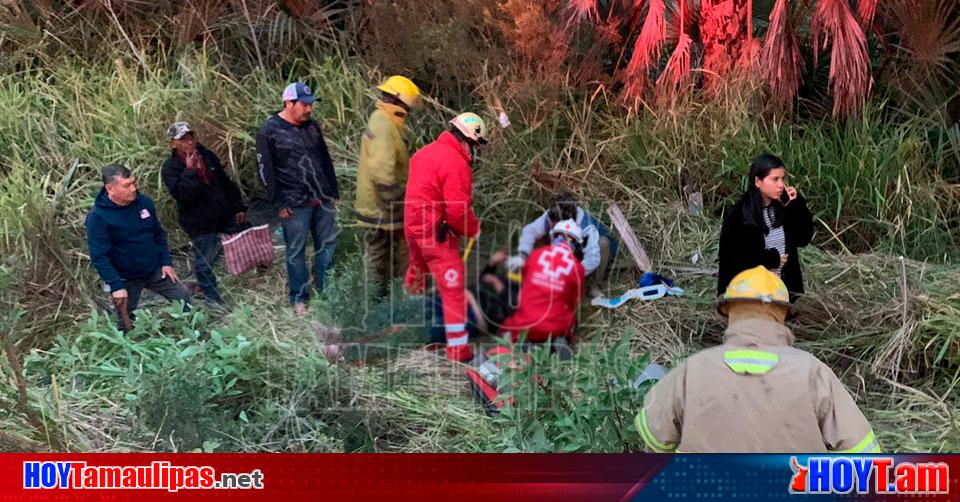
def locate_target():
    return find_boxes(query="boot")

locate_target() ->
[445,343,473,362]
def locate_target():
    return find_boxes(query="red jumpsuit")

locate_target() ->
[404,131,480,358]
[500,242,585,343]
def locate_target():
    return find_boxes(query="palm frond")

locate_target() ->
[656,31,693,96]
[881,0,960,111]
[856,0,878,28]
[887,0,960,77]
[566,0,600,25]
[625,0,666,76]
[810,0,872,117]
[760,0,802,112]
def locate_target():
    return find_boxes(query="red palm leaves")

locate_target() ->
[657,32,693,95]
[565,0,879,118]
[657,0,693,93]
[701,0,749,78]
[856,0,878,28]
[625,0,667,76]
[761,0,803,111]
[567,0,600,24]
[810,0,873,117]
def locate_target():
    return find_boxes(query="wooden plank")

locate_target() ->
[607,203,652,273]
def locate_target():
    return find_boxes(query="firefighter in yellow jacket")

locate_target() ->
[636,266,880,454]
[355,76,421,292]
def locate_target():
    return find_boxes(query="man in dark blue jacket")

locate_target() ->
[256,82,339,317]
[161,122,248,308]
[86,164,192,331]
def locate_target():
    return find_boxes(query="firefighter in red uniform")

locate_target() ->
[404,112,487,362]
[500,219,586,343]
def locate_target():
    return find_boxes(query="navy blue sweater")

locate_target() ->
[85,190,173,292]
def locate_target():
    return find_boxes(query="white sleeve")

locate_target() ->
[518,211,549,257]
[581,224,601,275]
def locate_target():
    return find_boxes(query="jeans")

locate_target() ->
[191,222,250,304]
[117,268,193,330]
[281,203,338,305]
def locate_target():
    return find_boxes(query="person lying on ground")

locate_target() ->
[510,191,617,297]
[718,153,813,302]
[86,164,192,332]
[428,249,520,344]
[161,121,249,310]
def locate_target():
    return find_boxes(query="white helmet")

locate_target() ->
[550,219,583,244]
[449,112,488,144]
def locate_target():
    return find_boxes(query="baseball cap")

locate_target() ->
[166,121,193,140]
[281,82,317,104]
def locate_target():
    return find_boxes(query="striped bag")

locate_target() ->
[221,224,275,276]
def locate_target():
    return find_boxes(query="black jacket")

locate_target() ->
[717,193,814,298]
[161,144,246,238]
[255,113,340,208]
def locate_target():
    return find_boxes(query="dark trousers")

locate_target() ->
[281,204,338,305]
[116,268,193,330]
[191,222,250,303]
[364,227,406,294]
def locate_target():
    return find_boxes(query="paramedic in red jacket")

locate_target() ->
[500,219,586,344]
[404,112,488,362]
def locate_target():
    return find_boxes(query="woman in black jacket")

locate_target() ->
[718,153,814,301]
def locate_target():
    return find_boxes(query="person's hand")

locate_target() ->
[184,149,201,171]
[279,208,293,219]
[779,253,789,269]
[490,249,509,266]
[111,288,128,299]
[507,254,525,272]
[481,274,506,294]
[235,212,248,223]
[161,265,180,283]
[783,186,798,205]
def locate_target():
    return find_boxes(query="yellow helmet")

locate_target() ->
[717,266,797,317]
[449,112,488,144]
[377,75,421,109]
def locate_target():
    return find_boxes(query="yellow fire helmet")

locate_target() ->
[449,112,488,144]
[377,75,422,109]
[717,266,797,317]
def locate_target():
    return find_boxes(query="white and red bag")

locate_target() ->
[221,224,275,276]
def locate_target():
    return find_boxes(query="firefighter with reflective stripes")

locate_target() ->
[636,266,880,453]
[355,76,421,292]
[404,113,487,362]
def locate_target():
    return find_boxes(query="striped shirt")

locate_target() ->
[763,206,786,276]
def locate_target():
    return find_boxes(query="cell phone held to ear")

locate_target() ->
[779,189,791,206]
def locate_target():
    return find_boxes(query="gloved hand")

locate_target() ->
[506,254,525,272]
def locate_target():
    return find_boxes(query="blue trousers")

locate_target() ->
[280,204,338,304]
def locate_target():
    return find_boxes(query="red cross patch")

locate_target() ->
[536,246,574,280]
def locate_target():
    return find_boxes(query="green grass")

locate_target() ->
[0,48,958,453]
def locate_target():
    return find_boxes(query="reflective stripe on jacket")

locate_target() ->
[355,102,410,230]
[637,318,879,453]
